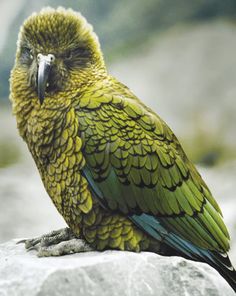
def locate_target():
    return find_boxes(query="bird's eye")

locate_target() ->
[21,47,34,63]
[73,46,90,57]
[22,46,30,55]
[64,50,72,60]
[64,47,90,60]
[63,46,92,69]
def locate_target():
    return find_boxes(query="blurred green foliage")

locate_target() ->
[1,0,236,100]
[0,141,21,168]
[181,132,236,167]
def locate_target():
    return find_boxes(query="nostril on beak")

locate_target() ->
[48,54,55,63]
[37,53,55,65]
[37,53,42,63]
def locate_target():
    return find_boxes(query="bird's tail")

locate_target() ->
[164,236,236,292]
[166,235,236,292]
[131,214,236,292]
[166,234,236,292]
[207,251,236,293]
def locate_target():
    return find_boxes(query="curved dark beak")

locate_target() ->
[37,54,55,104]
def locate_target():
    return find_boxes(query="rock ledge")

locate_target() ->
[0,240,234,296]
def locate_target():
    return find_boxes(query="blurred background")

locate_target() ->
[0,0,235,264]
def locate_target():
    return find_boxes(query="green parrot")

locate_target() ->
[10,7,236,291]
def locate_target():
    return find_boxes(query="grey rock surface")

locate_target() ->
[0,240,234,296]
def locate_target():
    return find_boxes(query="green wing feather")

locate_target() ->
[77,85,230,253]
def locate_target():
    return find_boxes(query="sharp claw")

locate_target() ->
[17,239,27,244]
[25,243,33,249]
[17,238,39,249]
[25,239,40,249]
[26,246,39,252]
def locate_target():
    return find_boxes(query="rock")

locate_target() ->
[0,240,234,296]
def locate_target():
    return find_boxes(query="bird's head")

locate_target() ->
[11,7,106,105]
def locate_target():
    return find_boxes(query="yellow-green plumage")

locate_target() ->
[10,7,236,291]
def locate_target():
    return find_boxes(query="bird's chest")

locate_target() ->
[26,108,65,167]
[25,107,85,217]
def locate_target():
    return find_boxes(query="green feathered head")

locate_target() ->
[12,7,106,104]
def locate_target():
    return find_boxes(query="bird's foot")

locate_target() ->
[18,227,93,257]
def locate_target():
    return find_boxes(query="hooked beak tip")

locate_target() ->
[38,92,45,105]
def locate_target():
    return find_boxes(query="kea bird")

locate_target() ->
[10,7,236,291]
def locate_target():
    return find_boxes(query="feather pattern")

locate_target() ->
[79,93,229,253]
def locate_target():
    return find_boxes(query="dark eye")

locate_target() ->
[20,47,34,64]
[23,47,33,57]
[64,46,90,60]
[64,50,72,60]
[63,46,92,68]
[73,46,90,58]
